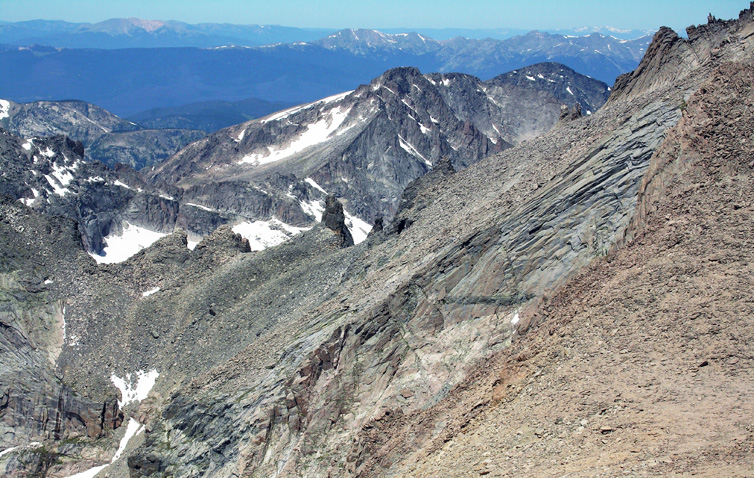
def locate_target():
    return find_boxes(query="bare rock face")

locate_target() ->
[0,198,124,476]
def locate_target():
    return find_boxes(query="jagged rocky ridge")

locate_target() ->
[0,62,604,261]
[151,63,607,224]
[1,4,753,477]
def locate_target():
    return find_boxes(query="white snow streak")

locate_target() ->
[64,465,108,478]
[526,75,536,82]
[511,310,520,325]
[0,446,18,458]
[141,287,160,297]
[240,106,353,166]
[113,180,133,190]
[185,202,214,212]
[89,222,167,264]
[566,86,574,95]
[398,136,431,167]
[111,418,143,463]
[62,413,147,476]
[110,370,159,409]
[305,177,327,194]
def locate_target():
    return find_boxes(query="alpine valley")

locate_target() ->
[1,4,754,478]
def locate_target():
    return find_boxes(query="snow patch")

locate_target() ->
[22,140,33,151]
[511,310,520,325]
[44,162,78,196]
[566,86,574,95]
[141,287,160,297]
[232,219,309,251]
[419,123,430,134]
[343,211,371,245]
[526,75,536,82]
[110,369,159,408]
[0,99,9,120]
[300,199,325,221]
[44,174,70,196]
[240,106,353,166]
[90,222,167,264]
[235,129,246,142]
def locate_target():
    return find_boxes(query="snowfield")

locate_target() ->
[89,222,167,264]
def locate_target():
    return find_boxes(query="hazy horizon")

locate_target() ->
[0,0,747,33]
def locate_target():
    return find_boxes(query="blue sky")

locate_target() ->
[0,0,747,32]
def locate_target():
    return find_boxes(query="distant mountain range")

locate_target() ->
[0,28,648,116]
[0,18,334,48]
[0,18,654,48]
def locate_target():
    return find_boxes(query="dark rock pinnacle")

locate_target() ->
[322,194,354,247]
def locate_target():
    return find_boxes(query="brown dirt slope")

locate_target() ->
[390,60,754,476]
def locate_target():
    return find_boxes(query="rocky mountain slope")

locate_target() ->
[152,63,607,224]
[0,99,206,169]
[1,4,753,478]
